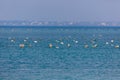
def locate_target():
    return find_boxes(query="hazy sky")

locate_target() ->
[0,0,120,22]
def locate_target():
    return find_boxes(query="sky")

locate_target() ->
[0,0,120,22]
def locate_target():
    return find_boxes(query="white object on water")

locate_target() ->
[24,39,27,42]
[106,42,109,45]
[34,41,38,43]
[115,45,119,48]
[67,44,71,47]
[11,39,15,42]
[60,42,64,45]
[111,44,114,46]
[111,40,114,43]
[19,44,25,48]
[75,41,78,43]
[49,43,53,48]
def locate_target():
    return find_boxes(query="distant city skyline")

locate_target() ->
[0,0,120,22]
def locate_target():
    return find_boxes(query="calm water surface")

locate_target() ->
[0,26,120,80]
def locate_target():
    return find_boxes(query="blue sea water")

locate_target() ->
[0,26,120,80]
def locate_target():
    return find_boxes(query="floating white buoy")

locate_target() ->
[34,41,38,43]
[67,44,71,47]
[106,42,109,45]
[111,40,114,43]
[11,39,15,42]
[19,44,24,48]
[49,43,53,48]
[115,45,119,48]
[60,42,64,45]
[84,45,89,48]
[73,40,78,43]
[75,41,78,43]
[24,39,27,42]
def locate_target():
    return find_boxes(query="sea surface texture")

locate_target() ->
[0,26,120,80]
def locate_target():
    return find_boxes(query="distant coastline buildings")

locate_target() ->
[0,21,120,26]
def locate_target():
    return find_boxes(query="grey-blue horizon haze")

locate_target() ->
[0,0,120,22]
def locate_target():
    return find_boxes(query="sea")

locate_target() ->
[0,26,120,80]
